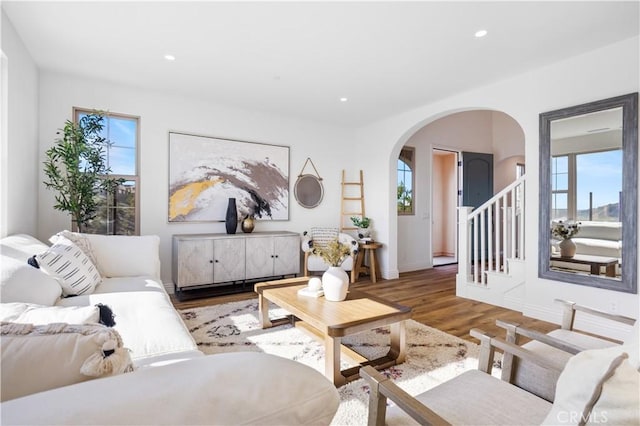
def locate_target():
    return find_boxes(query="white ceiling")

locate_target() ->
[3,1,639,127]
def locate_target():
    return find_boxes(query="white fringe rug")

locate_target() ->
[179,299,487,425]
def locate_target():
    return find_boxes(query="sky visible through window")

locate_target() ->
[80,112,136,175]
[576,149,621,211]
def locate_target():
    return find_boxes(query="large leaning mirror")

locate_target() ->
[539,93,638,293]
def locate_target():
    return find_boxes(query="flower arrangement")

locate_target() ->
[551,220,581,240]
[312,239,352,267]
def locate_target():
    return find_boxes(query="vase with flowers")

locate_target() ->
[313,239,352,301]
[552,220,581,258]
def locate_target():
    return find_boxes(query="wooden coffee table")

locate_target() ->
[254,277,412,386]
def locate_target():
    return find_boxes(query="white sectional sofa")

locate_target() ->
[0,233,339,425]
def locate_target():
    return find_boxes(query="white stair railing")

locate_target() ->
[458,176,526,286]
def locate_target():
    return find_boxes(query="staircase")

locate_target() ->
[456,175,526,310]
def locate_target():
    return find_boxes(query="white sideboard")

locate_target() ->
[172,231,300,295]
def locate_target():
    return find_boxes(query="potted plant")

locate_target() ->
[43,112,123,232]
[350,216,372,239]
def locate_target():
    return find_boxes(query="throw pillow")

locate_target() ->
[0,256,62,305]
[590,353,640,425]
[36,235,102,296]
[0,322,133,401]
[542,346,635,425]
[311,227,339,248]
[50,230,104,277]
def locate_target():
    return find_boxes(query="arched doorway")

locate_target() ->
[394,110,525,274]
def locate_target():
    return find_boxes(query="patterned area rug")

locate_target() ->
[179,299,487,425]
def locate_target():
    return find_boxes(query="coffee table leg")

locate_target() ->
[389,321,407,363]
[258,293,273,328]
[325,335,346,387]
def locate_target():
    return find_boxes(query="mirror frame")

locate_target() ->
[294,174,324,209]
[538,92,638,293]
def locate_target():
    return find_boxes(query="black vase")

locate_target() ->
[225,198,237,234]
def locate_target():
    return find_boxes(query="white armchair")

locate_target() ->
[301,227,359,283]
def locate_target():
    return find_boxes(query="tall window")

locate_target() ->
[75,108,140,235]
[551,148,621,222]
[397,147,414,215]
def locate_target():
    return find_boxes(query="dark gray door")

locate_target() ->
[462,152,493,208]
[462,152,494,260]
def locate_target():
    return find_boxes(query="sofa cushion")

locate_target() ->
[35,235,101,296]
[542,346,639,425]
[0,257,62,305]
[56,278,199,367]
[387,369,551,425]
[0,322,132,402]
[0,352,340,425]
[576,221,622,241]
[0,234,49,262]
[0,303,100,325]
[83,234,161,278]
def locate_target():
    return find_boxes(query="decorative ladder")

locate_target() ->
[340,170,366,233]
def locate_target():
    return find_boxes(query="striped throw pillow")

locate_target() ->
[36,236,101,296]
[311,227,339,248]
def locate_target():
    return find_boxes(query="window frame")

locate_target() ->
[73,107,140,235]
[551,147,621,221]
[397,146,415,216]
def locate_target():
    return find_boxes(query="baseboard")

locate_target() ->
[398,261,431,273]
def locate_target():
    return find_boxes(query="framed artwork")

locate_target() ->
[168,132,290,222]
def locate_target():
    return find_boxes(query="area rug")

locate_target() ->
[179,299,492,425]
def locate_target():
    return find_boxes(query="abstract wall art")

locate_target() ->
[168,132,289,222]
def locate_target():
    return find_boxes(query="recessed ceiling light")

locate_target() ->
[474,29,488,38]
[164,54,176,61]
[340,97,348,102]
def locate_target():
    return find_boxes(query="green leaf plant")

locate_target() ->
[43,112,124,232]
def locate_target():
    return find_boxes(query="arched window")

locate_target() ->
[397,147,414,215]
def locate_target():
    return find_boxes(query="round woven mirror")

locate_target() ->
[294,174,324,208]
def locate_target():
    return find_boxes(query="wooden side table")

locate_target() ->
[354,242,382,283]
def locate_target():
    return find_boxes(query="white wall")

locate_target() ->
[1,11,39,237]
[37,71,356,285]
[356,36,639,330]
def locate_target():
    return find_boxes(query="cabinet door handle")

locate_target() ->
[214,260,219,263]
[275,255,279,258]
[209,260,213,264]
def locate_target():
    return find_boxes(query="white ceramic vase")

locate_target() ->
[322,266,349,301]
[559,238,576,258]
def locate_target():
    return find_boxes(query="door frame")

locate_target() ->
[430,147,461,266]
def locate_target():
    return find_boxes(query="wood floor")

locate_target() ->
[171,264,558,344]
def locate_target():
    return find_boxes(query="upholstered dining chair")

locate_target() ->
[301,227,359,283]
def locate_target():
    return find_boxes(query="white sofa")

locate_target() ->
[0,233,340,424]
[552,220,622,259]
